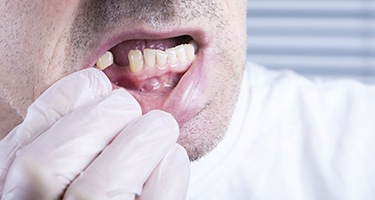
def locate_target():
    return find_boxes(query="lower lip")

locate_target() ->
[123,48,210,126]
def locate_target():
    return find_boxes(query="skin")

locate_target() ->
[0,0,247,161]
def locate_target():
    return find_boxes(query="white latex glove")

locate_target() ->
[0,68,190,200]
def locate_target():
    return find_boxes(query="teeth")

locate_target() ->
[128,50,143,74]
[125,42,197,73]
[189,41,198,54]
[176,44,187,65]
[186,42,196,62]
[166,48,177,67]
[96,51,114,70]
[156,50,168,69]
[144,49,156,69]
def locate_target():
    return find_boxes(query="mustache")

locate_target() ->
[72,0,221,33]
[78,0,177,30]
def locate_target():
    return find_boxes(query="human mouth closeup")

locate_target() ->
[90,33,209,125]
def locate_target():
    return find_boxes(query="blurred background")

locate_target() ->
[246,0,375,83]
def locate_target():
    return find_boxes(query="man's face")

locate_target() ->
[0,0,247,160]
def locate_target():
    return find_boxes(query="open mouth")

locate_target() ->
[89,32,208,125]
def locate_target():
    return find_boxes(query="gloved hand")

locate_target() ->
[0,68,190,200]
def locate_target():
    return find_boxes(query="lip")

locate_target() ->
[83,28,212,125]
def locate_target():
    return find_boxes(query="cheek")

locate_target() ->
[0,1,79,114]
[222,0,247,20]
[220,0,247,52]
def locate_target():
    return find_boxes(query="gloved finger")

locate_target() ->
[2,88,141,200]
[136,144,190,200]
[63,110,179,200]
[0,68,112,187]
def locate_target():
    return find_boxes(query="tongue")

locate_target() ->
[110,35,192,66]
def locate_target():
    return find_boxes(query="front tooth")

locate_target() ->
[128,50,143,74]
[185,43,195,62]
[144,49,156,69]
[96,51,114,70]
[176,44,187,65]
[156,50,168,69]
[166,48,177,67]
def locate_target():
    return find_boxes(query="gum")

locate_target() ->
[103,64,183,93]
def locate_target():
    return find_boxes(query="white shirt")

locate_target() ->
[187,62,375,200]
